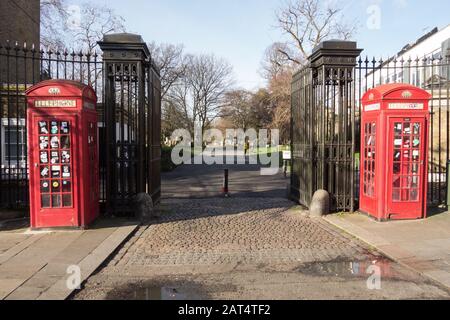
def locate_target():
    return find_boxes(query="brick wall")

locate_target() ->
[0,0,40,84]
[0,0,40,47]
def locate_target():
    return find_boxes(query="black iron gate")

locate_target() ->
[98,33,161,215]
[0,33,161,214]
[291,41,362,212]
[292,40,450,211]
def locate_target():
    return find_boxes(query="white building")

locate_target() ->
[368,25,450,88]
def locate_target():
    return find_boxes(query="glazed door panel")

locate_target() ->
[387,117,426,219]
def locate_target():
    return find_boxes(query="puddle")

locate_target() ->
[296,257,399,280]
[132,286,193,300]
[104,282,206,300]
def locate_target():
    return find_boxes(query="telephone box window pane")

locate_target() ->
[403,123,411,135]
[40,166,50,178]
[41,180,50,193]
[412,176,419,188]
[52,195,62,208]
[393,189,400,202]
[50,121,59,134]
[412,163,419,173]
[403,150,410,161]
[61,136,70,149]
[41,195,51,208]
[412,150,420,161]
[61,151,71,164]
[402,177,412,189]
[394,150,401,161]
[410,189,419,202]
[393,177,401,188]
[413,137,420,148]
[402,163,411,174]
[50,136,60,149]
[363,122,376,198]
[413,123,420,135]
[403,137,411,148]
[52,180,61,193]
[40,151,49,164]
[63,195,72,208]
[394,123,402,135]
[39,136,49,150]
[401,190,410,202]
[62,180,72,193]
[50,151,59,164]
[39,121,49,134]
[61,122,70,134]
[51,166,61,178]
[394,163,400,174]
[62,166,71,178]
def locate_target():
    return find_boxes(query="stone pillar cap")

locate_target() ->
[101,33,145,44]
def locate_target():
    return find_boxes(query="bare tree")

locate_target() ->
[261,42,296,80]
[222,90,254,130]
[275,0,357,65]
[188,54,234,134]
[40,1,125,53]
[40,0,68,49]
[73,3,126,54]
[168,54,234,135]
[148,42,188,101]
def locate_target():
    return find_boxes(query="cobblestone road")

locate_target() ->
[74,162,450,300]
[111,198,367,267]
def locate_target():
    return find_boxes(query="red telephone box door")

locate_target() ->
[387,117,427,219]
[31,115,78,227]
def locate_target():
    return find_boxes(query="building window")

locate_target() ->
[1,120,27,166]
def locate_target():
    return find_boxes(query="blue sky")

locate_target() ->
[77,0,450,90]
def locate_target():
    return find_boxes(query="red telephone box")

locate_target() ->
[26,80,99,229]
[360,84,431,221]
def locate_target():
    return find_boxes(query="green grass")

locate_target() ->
[249,145,290,155]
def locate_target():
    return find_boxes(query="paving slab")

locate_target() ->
[325,212,450,290]
[0,219,138,300]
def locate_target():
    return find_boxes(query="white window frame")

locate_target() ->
[1,118,27,169]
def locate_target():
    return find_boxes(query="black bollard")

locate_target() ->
[223,169,230,197]
[284,160,288,178]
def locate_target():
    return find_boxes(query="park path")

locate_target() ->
[161,152,288,199]
[74,158,450,300]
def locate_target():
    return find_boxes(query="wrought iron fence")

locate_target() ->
[0,41,104,209]
[0,35,161,213]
